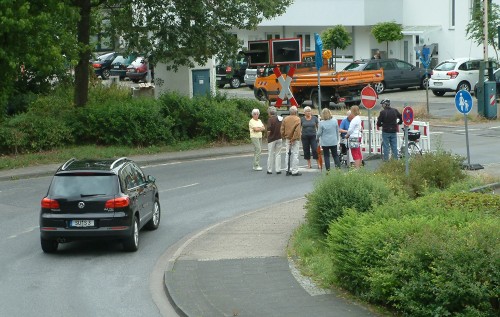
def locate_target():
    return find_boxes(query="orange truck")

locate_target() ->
[253,51,384,108]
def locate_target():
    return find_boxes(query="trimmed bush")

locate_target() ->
[378,151,466,198]
[6,113,74,152]
[305,170,393,235]
[70,98,173,146]
[326,191,500,316]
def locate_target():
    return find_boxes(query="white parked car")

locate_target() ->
[428,57,482,96]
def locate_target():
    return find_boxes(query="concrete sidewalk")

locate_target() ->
[164,198,380,317]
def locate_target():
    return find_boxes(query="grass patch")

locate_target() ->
[0,138,238,170]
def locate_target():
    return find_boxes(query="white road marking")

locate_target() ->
[159,183,199,193]
[8,226,39,239]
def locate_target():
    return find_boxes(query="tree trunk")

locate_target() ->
[74,0,91,107]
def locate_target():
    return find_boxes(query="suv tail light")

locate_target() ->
[41,198,60,209]
[105,197,130,208]
[92,63,101,68]
[447,71,459,79]
[225,66,232,73]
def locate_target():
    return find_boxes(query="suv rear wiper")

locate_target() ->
[80,193,106,197]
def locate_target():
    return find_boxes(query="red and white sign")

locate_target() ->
[361,86,377,109]
[403,106,414,126]
[273,66,299,108]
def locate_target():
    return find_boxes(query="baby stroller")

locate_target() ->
[339,138,349,167]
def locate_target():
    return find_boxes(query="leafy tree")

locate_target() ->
[370,21,403,55]
[466,0,500,61]
[0,1,79,116]
[321,25,352,70]
[70,0,293,106]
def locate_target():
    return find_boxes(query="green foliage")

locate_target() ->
[70,98,173,146]
[467,0,500,60]
[321,25,352,51]
[5,112,74,153]
[305,170,393,235]
[370,21,403,53]
[0,85,262,154]
[377,151,466,198]
[326,194,500,316]
[0,0,79,116]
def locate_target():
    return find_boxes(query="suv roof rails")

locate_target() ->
[110,157,129,169]
[60,158,77,171]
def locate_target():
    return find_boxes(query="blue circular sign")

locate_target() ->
[455,90,473,114]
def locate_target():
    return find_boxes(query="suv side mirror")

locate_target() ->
[147,175,156,183]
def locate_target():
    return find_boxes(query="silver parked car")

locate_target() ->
[244,67,257,89]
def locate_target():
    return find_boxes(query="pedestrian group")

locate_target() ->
[249,105,367,175]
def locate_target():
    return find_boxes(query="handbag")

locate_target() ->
[348,137,360,149]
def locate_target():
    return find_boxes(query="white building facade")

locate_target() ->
[233,0,499,69]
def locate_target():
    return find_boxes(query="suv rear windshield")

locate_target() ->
[49,174,118,197]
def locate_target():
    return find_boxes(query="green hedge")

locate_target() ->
[0,86,265,154]
[305,170,393,235]
[326,190,500,316]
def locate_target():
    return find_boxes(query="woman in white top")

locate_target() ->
[346,105,363,168]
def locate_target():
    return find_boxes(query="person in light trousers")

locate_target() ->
[280,106,302,176]
[266,106,283,174]
[249,108,265,171]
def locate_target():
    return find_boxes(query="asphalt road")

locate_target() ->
[0,152,318,317]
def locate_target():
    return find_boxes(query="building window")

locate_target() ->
[450,0,456,28]
[266,33,280,40]
[296,33,311,51]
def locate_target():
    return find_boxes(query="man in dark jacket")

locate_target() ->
[377,99,402,160]
[266,106,283,174]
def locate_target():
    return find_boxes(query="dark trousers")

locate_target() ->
[322,145,340,170]
[301,135,318,160]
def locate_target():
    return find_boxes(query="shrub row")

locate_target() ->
[327,191,499,316]
[0,86,265,154]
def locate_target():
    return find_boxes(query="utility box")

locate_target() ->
[483,81,497,119]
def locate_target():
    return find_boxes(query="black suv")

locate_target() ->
[216,56,249,88]
[39,157,160,253]
[344,58,429,94]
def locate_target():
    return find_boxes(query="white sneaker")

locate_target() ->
[253,166,263,171]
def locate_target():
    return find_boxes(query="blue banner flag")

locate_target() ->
[314,33,323,69]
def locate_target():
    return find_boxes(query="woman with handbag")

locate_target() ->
[316,108,340,172]
[300,106,319,169]
[345,105,363,169]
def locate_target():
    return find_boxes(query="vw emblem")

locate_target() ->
[78,202,85,209]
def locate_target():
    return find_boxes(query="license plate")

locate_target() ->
[216,76,222,80]
[434,82,443,86]
[70,220,94,227]
[114,65,120,69]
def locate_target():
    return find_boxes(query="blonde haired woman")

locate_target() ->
[316,108,340,171]
[300,106,319,168]
[345,105,363,168]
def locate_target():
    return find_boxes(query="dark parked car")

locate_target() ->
[344,58,429,94]
[39,157,160,253]
[92,52,118,79]
[473,68,500,98]
[109,55,135,79]
[216,56,249,88]
[126,56,151,83]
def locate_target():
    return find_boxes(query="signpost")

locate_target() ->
[314,33,323,114]
[455,90,482,170]
[403,105,414,176]
[361,86,377,154]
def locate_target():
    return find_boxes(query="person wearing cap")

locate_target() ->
[377,99,402,161]
[266,106,283,174]
[280,106,302,176]
[249,108,265,171]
